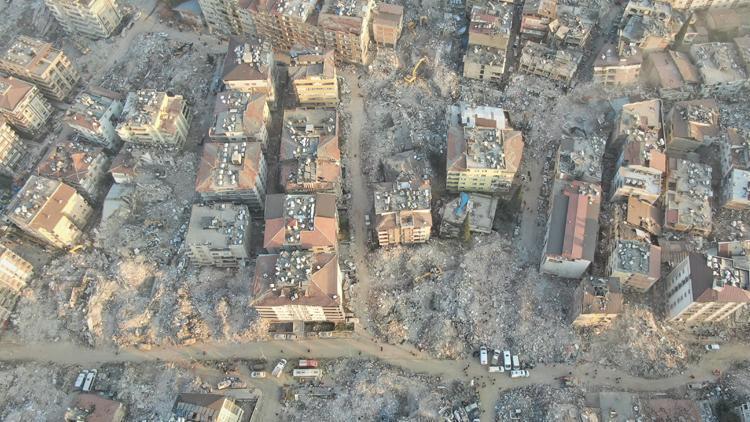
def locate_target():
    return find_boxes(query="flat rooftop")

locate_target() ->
[185,203,249,249]
[1,36,61,77]
[690,43,748,85]
[519,41,582,78]
[612,239,659,277]
[469,4,514,37]
[557,135,605,182]
[209,91,267,138]
[668,99,720,143]
[320,0,370,18]
[725,128,750,171]
[64,88,122,133]
[374,179,431,215]
[594,43,643,68]
[617,166,663,195]
[120,90,185,135]
[441,193,497,232]
[8,176,76,226]
[465,45,507,66]
[647,50,700,90]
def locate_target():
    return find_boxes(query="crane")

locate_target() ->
[404,57,428,84]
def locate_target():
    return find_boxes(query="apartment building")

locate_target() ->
[280,109,340,194]
[0,244,33,323]
[641,50,701,101]
[625,195,663,236]
[520,0,557,41]
[446,104,524,194]
[8,176,93,248]
[263,193,338,253]
[209,91,270,146]
[690,42,750,98]
[373,179,432,247]
[372,3,404,46]
[289,51,339,107]
[665,252,750,323]
[664,99,720,157]
[0,118,27,178]
[440,193,498,238]
[197,0,255,35]
[251,250,345,322]
[222,38,277,104]
[35,138,110,201]
[720,128,750,209]
[608,238,661,291]
[172,394,243,422]
[664,158,713,236]
[463,4,515,82]
[63,87,124,149]
[116,90,190,147]
[571,277,623,327]
[0,36,80,101]
[44,0,123,39]
[0,76,52,135]
[549,8,594,49]
[555,134,606,184]
[540,180,602,278]
[618,14,681,55]
[195,141,267,210]
[593,43,643,86]
[518,41,582,85]
[185,203,251,267]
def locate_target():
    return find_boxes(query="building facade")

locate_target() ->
[116,90,190,147]
[195,141,267,210]
[63,87,124,149]
[289,51,339,107]
[664,99,720,157]
[197,0,256,35]
[0,244,33,324]
[372,3,404,46]
[44,0,123,39]
[185,203,251,267]
[571,277,623,327]
[0,76,53,135]
[0,118,27,178]
[373,179,432,246]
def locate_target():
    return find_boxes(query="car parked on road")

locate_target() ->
[705,344,720,351]
[250,371,267,378]
[479,346,488,365]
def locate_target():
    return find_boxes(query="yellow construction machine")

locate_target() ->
[404,57,428,84]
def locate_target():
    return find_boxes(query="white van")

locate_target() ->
[488,366,504,373]
[512,355,520,370]
[503,351,512,371]
[510,370,530,378]
[480,346,488,365]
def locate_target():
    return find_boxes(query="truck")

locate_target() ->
[510,370,530,378]
[272,359,287,378]
[512,355,520,370]
[503,351,512,371]
[293,369,322,378]
[82,370,97,392]
[298,359,319,368]
[74,371,87,389]
[480,346,488,365]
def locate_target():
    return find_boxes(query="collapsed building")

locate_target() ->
[520,0,557,42]
[570,276,623,327]
[611,99,666,204]
[280,109,340,194]
[263,193,338,253]
[439,192,498,238]
[7,176,93,249]
[185,203,251,267]
[172,393,244,422]
[195,141,267,210]
[689,42,750,98]
[593,43,643,87]
[63,87,124,149]
[116,90,191,147]
[0,76,52,135]
[618,14,681,55]
[664,98,720,157]
[0,244,33,324]
[665,247,750,323]
[624,195,663,236]
[548,7,594,49]
[446,104,523,195]
[719,128,750,209]
[555,134,606,184]
[221,37,277,105]
[64,393,126,422]
[372,2,404,47]
[209,91,270,146]
[665,0,750,10]
[251,249,345,322]
[518,41,582,85]
[540,180,602,279]
[373,179,432,247]
[289,51,339,107]
[463,4,515,82]
[664,158,713,236]
[0,118,27,178]
[109,146,176,184]
[641,50,700,101]
[44,0,123,40]
[607,237,661,291]
[35,137,110,202]
[0,36,80,102]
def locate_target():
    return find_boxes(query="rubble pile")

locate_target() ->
[366,233,580,362]
[584,307,689,378]
[495,385,585,421]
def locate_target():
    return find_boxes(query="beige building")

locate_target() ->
[720,128,750,209]
[289,51,339,107]
[463,4,515,82]
[263,193,338,253]
[172,394,243,422]
[641,50,701,101]
[664,99,720,157]
[209,91,270,145]
[185,203,251,267]
[571,277,623,327]
[0,118,27,178]
[690,42,750,98]
[8,176,93,248]
[664,158,713,236]
[624,195,663,236]
[35,137,110,201]
[221,38,277,104]
[518,41,582,85]
[520,0,557,41]
[446,104,524,194]
[197,0,256,35]
[116,90,190,147]
[252,250,345,322]
[608,238,661,291]
[372,3,404,46]
[0,244,33,324]
[665,252,750,324]
[195,141,267,210]
[0,36,80,101]
[0,76,52,135]
[373,179,432,247]
[63,87,124,149]
[540,180,602,278]
[549,8,594,49]
[45,0,123,39]
[280,109,341,194]
[593,43,643,87]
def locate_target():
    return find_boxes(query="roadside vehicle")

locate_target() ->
[510,370,530,378]
[488,366,504,373]
[491,350,500,366]
[503,351,512,371]
[272,359,288,377]
[479,346,488,365]
[250,371,267,378]
[705,344,720,351]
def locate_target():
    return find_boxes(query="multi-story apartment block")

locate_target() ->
[0,36,80,101]
[0,118,27,178]
[664,99,720,157]
[0,76,52,135]
[540,180,601,278]
[549,8,594,49]
[116,90,190,147]
[608,238,661,291]
[664,158,713,236]
[520,0,557,42]
[518,41,582,85]
[619,13,682,55]
[197,0,256,35]
[251,250,345,322]
[571,277,623,327]
[35,137,110,201]
[720,128,750,209]
[280,109,341,193]
[440,193,498,238]
[289,51,339,107]
[63,87,124,149]
[373,179,432,247]
[593,43,643,87]
[222,38,277,104]
[665,252,750,323]
[463,4,515,82]
[263,193,338,253]
[0,244,34,323]
[690,42,750,98]
[372,3,404,46]
[209,91,270,146]
[446,104,523,194]
[8,176,93,248]
[195,141,267,210]
[555,134,606,184]
[641,50,701,101]
[624,195,663,236]
[44,0,123,39]
[185,203,251,267]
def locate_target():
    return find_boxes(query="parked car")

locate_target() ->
[705,344,720,351]
[479,346,488,365]
[488,366,504,373]
[272,359,288,378]
[250,371,267,378]
[503,351,512,371]
[510,370,530,378]
[491,350,500,366]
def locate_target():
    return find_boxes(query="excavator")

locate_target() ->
[406,15,429,34]
[404,57,428,84]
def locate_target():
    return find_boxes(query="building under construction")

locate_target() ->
[373,179,432,247]
[185,203,252,267]
[195,141,267,210]
[570,276,623,327]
